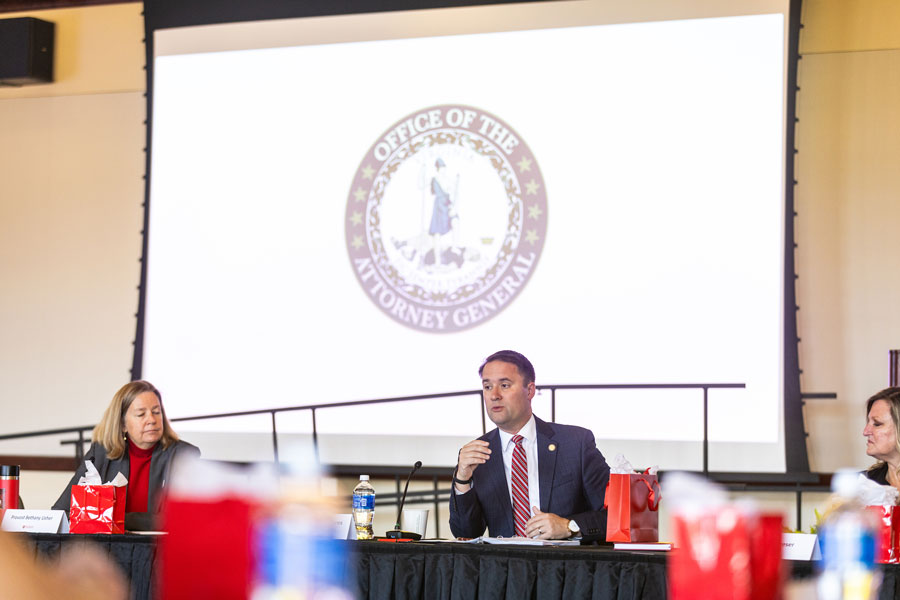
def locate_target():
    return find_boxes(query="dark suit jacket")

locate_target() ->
[52,439,200,530]
[449,416,610,542]
[866,463,889,485]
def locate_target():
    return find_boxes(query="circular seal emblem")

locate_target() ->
[345,105,547,333]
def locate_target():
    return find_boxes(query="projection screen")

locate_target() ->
[140,0,802,472]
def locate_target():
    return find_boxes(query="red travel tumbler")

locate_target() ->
[0,465,20,510]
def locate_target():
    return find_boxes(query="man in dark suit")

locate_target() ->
[449,350,611,542]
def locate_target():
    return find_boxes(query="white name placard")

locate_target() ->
[782,533,821,560]
[334,514,356,540]
[1,509,69,533]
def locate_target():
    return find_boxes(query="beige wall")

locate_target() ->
[796,0,900,474]
[2,1,899,531]
[0,4,145,439]
[0,2,146,510]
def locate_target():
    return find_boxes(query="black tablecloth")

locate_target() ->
[16,534,900,600]
[350,540,900,600]
[22,532,156,600]
[353,541,663,600]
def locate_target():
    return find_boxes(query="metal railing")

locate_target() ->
[173,382,748,474]
[0,383,844,532]
[0,382,744,471]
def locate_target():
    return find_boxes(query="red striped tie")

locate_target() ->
[511,434,529,537]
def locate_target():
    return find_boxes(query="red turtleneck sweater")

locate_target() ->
[126,439,156,513]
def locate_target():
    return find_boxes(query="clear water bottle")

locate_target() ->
[353,475,375,540]
[253,463,353,600]
[817,470,882,600]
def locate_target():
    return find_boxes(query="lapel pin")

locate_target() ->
[548,443,557,452]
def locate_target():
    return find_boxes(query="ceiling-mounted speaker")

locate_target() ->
[0,17,55,86]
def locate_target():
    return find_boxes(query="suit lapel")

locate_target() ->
[105,452,130,484]
[484,429,515,535]
[147,444,163,512]
[535,417,558,513]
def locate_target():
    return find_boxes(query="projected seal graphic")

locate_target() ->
[345,105,547,333]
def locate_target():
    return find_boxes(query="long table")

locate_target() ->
[17,534,900,599]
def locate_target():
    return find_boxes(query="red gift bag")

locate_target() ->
[69,484,126,534]
[605,473,661,542]
[868,505,900,564]
[669,508,784,600]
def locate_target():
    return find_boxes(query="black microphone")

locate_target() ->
[385,461,423,540]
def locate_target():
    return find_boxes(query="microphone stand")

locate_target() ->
[384,461,423,540]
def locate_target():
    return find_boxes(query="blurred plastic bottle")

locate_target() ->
[817,470,882,600]
[255,503,351,599]
[353,475,375,540]
[254,462,353,600]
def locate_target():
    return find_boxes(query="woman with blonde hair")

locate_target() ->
[863,387,900,489]
[52,381,199,530]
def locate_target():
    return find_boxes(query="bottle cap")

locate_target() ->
[360,475,369,481]
[0,465,19,477]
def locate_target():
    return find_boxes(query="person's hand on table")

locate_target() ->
[526,507,572,540]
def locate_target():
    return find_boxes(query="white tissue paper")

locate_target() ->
[76,460,101,485]
[856,473,900,507]
[610,453,659,475]
[76,461,127,487]
[611,454,635,474]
